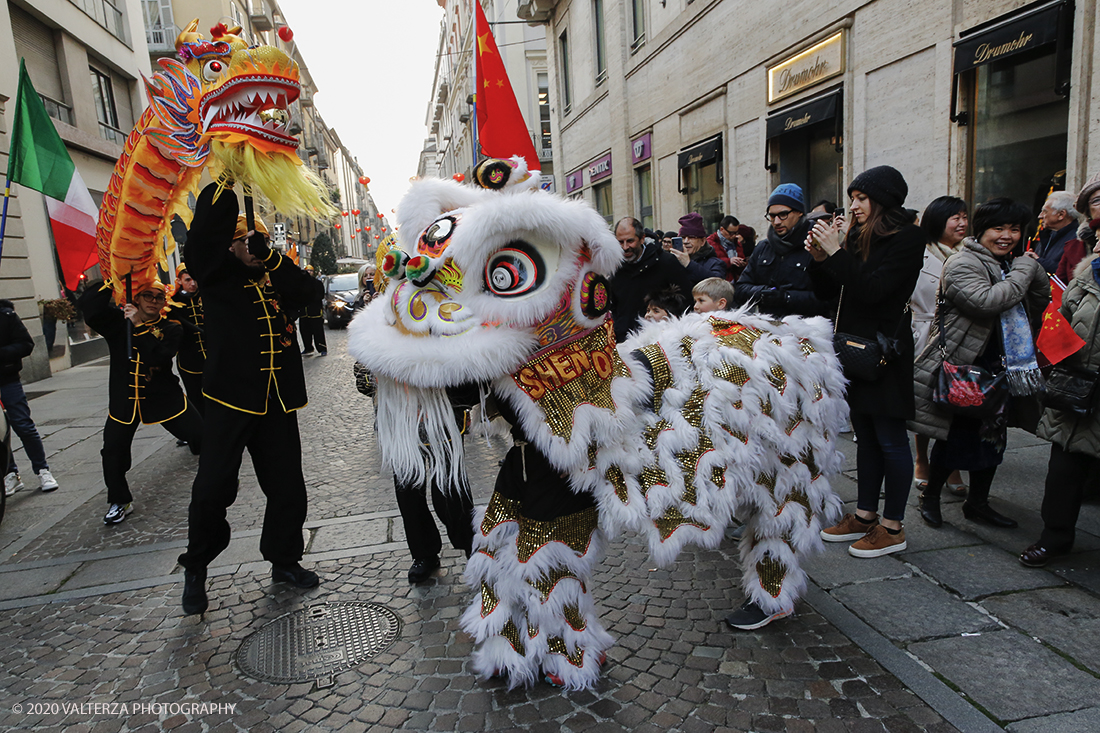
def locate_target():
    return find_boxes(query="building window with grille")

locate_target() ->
[593,0,606,84]
[631,0,645,49]
[538,72,552,161]
[559,30,572,114]
[90,67,124,145]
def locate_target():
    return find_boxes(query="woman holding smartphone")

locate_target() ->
[805,166,926,558]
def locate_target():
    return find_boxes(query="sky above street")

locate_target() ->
[277,2,445,218]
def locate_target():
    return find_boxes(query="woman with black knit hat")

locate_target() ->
[805,165,926,558]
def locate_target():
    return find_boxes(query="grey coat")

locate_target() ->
[909,239,1050,440]
[1036,254,1100,458]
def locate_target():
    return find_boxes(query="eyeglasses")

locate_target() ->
[137,292,166,303]
[764,210,795,222]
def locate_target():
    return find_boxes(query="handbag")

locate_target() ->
[832,287,905,382]
[930,288,1008,417]
[352,361,376,398]
[1043,367,1098,416]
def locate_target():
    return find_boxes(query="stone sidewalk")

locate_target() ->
[0,327,1097,731]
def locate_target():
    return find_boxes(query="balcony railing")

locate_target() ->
[70,0,126,42]
[146,24,180,53]
[532,133,553,162]
[98,122,127,146]
[40,94,74,126]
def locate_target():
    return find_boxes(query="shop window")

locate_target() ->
[682,161,722,234]
[559,30,572,114]
[775,122,843,213]
[635,165,653,231]
[593,180,613,224]
[971,47,1069,216]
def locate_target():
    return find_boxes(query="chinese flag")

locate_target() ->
[475,3,540,169]
[1036,275,1085,365]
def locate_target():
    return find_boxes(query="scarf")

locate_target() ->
[998,267,1044,396]
[927,240,958,262]
[1092,257,1100,288]
[767,218,808,256]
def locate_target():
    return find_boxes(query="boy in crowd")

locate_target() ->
[643,286,690,323]
[692,277,736,314]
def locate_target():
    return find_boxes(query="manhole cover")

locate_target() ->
[235,601,401,686]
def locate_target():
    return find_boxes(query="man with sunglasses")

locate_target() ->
[79,279,203,524]
[733,183,831,318]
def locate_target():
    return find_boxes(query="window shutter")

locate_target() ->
[11,6,64,102]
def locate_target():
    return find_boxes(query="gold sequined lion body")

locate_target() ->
[347,157,847,690]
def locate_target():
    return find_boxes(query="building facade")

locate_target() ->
[520,0,1098,236]
[423,0,551,187]
[0,0,152,379]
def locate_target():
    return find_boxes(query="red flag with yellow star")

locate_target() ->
[1036,275,1085,364]
[475,3,540,169]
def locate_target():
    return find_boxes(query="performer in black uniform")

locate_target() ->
[397,384,476,583]
[179,182,321,615]
[164,263,206,417]
[79,280,203,524]
[299,265,326,355]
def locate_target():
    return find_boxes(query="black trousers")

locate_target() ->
[1039,443,1100,552]
[178,401,307,571]
[395,468,474,560]
[299,317,326,353]
[102,406,203,505]
[179,370,205,417]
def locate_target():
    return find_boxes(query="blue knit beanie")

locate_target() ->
[768,183,805,213]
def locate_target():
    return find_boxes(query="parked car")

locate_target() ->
[324,273,360,328]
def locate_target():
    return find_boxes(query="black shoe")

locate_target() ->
[962,501,1017,528]
[1019,543,1067,568]
[182,569,208,615]
[724,598,792,631]
[272,563,320,588]
[301,349,314,356]
[176,439,189,447]
[918,493,942,528]
[408,556,440,584]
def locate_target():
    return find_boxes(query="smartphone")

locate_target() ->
[671,236,684,251]
[834,208,844,217]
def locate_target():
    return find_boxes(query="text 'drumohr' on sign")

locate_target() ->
[767,31,845,105]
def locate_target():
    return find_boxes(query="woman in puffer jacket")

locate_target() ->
[911,198,1050,529]
[1020,238,1100,567]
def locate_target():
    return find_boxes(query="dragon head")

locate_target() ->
[347,158,623,388]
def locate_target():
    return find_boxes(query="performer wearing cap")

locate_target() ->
[78,279,204,524]
[178,182,322,615]
[299,265,327,356]
[164,263,206,417]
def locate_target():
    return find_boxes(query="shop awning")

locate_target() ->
[765,90,840,140]
[953,0,1067,74]
[677,135,722,170]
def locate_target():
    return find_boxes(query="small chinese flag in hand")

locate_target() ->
[475,3,540,169]
[1036,275,1085,365]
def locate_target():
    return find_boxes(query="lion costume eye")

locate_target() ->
[202,59,226,82]
[484,242,544,298]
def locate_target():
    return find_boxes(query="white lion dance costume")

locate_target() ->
[348,158,847,691]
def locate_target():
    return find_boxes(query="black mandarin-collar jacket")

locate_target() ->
[185,182,317,414]
[163,289,206,374]
[78,283,187,425]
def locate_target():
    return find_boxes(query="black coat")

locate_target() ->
[809,223,926,419]
[186,182,318,415]
[0,299,34,385]
[608,243,695,341]
[163,290,206,374]
[79,283,187,425]
[733,219,831,317]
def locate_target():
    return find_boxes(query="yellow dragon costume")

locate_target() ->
[95,20,335,302]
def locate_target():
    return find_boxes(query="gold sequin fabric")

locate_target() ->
[547,636,585,667]
[636,342,673,413]
[515,507,599,562]
[654,507,710,540]
[480,582,499,617]
[480,493,521,536]
[562,605,587,631]
[639,465,669,497]
[501,620,526,656]
[529,568,585,602]
[511,322,630,442]
[713,362,750,386]
[756,556,787,598]
[709,318,763,357]
[605,465,628,503]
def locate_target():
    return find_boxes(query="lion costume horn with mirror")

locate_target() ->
[348,157,848,691]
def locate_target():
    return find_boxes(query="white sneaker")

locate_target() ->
[103,503,133,524]
[4,472,23,496]
[38,468,59,492]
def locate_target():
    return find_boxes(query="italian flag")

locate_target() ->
[5,59,99,291]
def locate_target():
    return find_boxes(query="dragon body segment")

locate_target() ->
[95,20,332,303]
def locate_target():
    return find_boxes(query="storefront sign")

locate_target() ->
[676,136,721,170]
[953,1,1064,74]
[588,153,613,182]
[565,168,583,194]
[631,132,652,165]
[765,91,840,139]
[767,31,845,104]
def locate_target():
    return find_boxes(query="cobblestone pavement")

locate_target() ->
[6,325,1077,732]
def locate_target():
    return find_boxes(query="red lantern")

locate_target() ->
[374,235,379,239]
[359,176,370,185]
[453,173,465,182]
[334,223,341,229]
[382,228,387,233]
[277,26,294,42]
[356,228,362,233]
[377,213,384,219]
[352,209,360,216]
[341,211,349,217]
[365,226,371,231]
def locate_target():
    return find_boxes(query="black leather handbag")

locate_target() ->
[832,287,905,382]
[1043,367,1098,416]
[930,290,1008,418]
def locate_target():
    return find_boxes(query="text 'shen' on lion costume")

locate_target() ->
[348,157,848,691]
[95,20,336,303]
